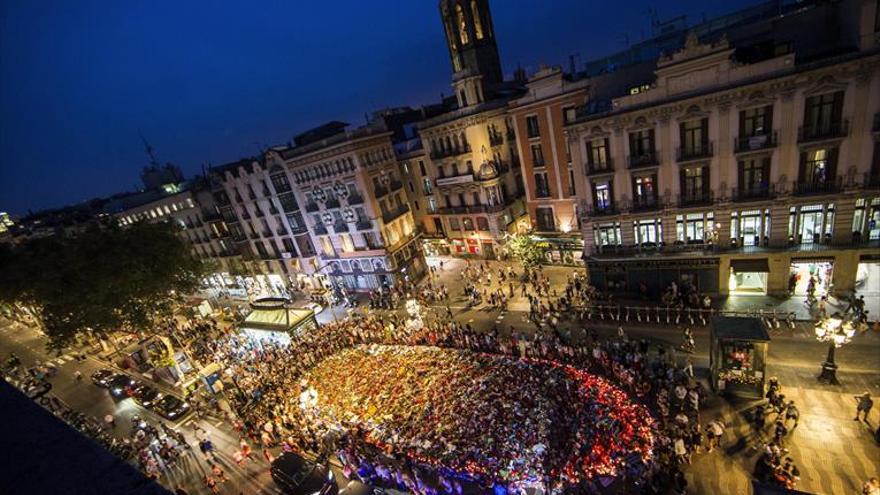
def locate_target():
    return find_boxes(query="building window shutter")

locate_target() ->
[827,147,839,179]
[648,129,655,151]
[700,118,709,149]
[701,166,710,197]
[679,168,687,196]
[798,152,807,182]
[764,105,774,132]
[831,91,844,123]
[761,157,771,187]
[737,161,745,191]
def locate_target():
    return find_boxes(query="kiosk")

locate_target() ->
[710,316,770,399]
[239,297,317,346]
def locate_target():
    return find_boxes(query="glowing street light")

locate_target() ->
[815,313,856,385]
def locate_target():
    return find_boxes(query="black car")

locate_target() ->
[106,374,136,400]
[271,452,338,495]
[130,383,162,408]
[152,394,191,420]
[90,369,116,387]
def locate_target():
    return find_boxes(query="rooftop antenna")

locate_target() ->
[568,53,580,75]
[139,131,159,167]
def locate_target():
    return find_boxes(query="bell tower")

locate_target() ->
[439,0,503,108]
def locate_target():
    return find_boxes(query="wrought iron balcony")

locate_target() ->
[792,178,841,196]
[332,222,349,234]
[374,185,389,198]
[630,196,660,212]
[584,204,619,216]
[627,152,659,169]
[312,224,327,235]
[381,204,410,223]
[798,120,849,142]
[734,132,777,153]
[389,180,403,192]
[678,191,714,207]
[676,142,713,162]
[430,144,471,160]
[585,160,614,176]
[732,186,774,202]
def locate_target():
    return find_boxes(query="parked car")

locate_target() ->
[106,374,136,400]
[24,381,52,400]
[90,369,116,387]
[130,383,162,408]
[271,452,338,495]
[152,395,191,420]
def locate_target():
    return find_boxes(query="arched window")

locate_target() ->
[456,4,469,45]
[471,1,484,39]
[460,132,468,150]
[444,20,457,51]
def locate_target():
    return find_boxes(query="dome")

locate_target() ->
[477,160,499,180]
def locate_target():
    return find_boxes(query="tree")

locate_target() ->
[503,233,544,268]
[0,221,207,349]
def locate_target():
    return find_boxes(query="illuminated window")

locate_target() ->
[456,4,469,44]
[471,1,484,39]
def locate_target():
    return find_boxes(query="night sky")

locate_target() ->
[0,0,751,215]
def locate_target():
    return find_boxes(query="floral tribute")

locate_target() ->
[297,344,656,489]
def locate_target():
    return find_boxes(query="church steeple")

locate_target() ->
[439,0,503,108]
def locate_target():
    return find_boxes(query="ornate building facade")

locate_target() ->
[568,1,880,297]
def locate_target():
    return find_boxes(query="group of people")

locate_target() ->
[751,378,803,490]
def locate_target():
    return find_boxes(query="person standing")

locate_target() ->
[854,392,874,421]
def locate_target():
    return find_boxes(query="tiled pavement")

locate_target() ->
[685,369,880,495]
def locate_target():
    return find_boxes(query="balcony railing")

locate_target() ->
[627,152,659,169]
[304,202,319,213]
[676,142,713,162]
[347,193,364,205]
[534,189,552,199]
[584,204,619,216]
[732,186,774,202]
[430,143,471,160]
[798,120,849,142]
[382,204,410,223]
[678,191,714,207]
[792,178,841,196]
[436,197,518,215]
[631,196,660,212]
[734,132,777,153]
[389,180,403,192]
[586,160,614,176]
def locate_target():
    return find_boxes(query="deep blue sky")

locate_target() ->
[1,0,751,215]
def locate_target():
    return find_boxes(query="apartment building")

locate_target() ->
[508,66,589,264]
[568,0,880,297]
[209,116,426,297]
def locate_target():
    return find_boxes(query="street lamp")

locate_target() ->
[815,312,856,385]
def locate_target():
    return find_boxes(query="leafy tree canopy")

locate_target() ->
[0,221,206,349]
[503,233,544,268]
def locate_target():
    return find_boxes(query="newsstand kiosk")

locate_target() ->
[710,316,770,399]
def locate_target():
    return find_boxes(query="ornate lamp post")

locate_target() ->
[815,312,856,385]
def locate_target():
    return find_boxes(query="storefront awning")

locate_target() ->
[730,258,769,272]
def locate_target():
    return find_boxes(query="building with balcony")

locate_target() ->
[567,0,880,297]
[415,0,529,259]
[508,65,589,264]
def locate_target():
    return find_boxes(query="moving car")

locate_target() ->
[271,452,338,495]
[152,394,191,420]
[106,374,136,400]
[90,369,116,387]
[130,383,162,408]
